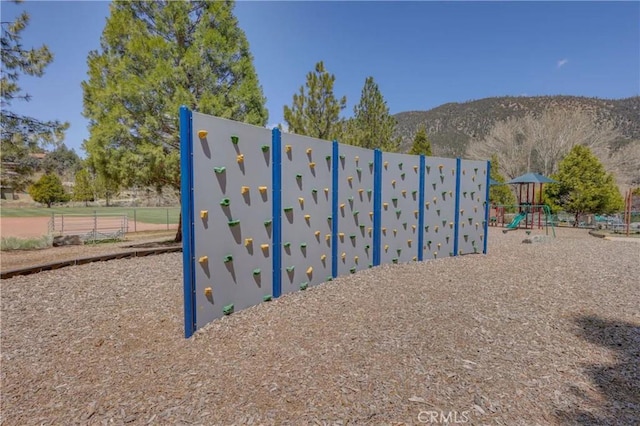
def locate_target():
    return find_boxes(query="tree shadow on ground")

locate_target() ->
[555,315,639,425]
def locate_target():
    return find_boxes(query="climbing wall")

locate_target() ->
[457,159,488,254]
[280,134,334,294]
[336,144,375,275]
[191,113,273,328]
[380,152,421,264]
[423,157,458,260]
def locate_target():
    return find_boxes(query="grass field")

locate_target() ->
[0,207,180,225]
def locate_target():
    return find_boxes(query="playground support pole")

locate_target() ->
[179,106,195,338]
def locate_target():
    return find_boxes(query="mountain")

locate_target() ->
[393,95,640,157]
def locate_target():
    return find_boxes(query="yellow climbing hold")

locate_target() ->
[315,230,321,237]
[198,256,208,263]
[321,254,327,261]
[260,244,269,250]
[237,154,244,163]
[306,266,313,275]
[204,287,212,296]
[285,145,292,153]
[306,148,312,155]
[341,252,346,259]
[197,130,208,139]
[304,214,311,220]
[244,238,253,247]
[241,186,249,194]
[309,162,315,168]
[200,210,208,219]
[258,186,267,193]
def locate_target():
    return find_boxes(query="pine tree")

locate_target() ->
[83,0,268,240]
[489,154,516,207]
[545,145,624,225]
[28,174,69,208]
[408,125,432,156]
[346,77,399,152]
[73,169,94,207]
[283,61,346,140]
[1,7,69,190]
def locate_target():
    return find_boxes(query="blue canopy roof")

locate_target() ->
[506,172,557,184]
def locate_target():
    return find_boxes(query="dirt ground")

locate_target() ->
[0,216,176,239]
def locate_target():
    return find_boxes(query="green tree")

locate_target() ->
[545,145,624,226]
[41,144,82,177]
[408,124,432,156]
[28,173,69,208]
[72,169,94,206]
[283,61,346,140]
[346,76,399,152]
[488,154,516,207]
[83,0,268,240]
[1,4,69,191]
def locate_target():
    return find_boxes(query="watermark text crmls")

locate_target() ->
[417,410,470,424]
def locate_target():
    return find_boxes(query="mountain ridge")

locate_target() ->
[392,95,640,156]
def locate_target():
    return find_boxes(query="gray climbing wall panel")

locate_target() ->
[457,159,488,254]
[191,113,273,328]
[423,157,458,260]
[280,134,334,293]
[380,152,420,264]
[336,144,375,274]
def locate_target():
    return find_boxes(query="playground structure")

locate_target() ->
[489,172,556,236]
[180,108,491,337]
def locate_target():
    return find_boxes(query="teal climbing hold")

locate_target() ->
[353,211,359,216]
[349,234,356,239]
[300,243,307,248]
[311,188,318,193]
[300,282,309,291]
[220,198,230,207]
[228,220,240,227]
[264,220,272,227]
[326,276,333,281]
[253,268,261,275]
[214,166,226,174]
[223,255,233,263]
[286,266,295,272]
[223,304,234,315]
[263,294,272,302]
[283,242,291,248]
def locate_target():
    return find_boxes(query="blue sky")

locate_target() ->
[2,1,639,157]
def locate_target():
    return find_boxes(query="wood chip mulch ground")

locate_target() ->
[1,228,638,425]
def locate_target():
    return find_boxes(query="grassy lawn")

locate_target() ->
[0,207,180,225]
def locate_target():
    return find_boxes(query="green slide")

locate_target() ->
[502,211,527,233]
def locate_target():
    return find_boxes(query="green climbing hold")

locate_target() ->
[350,267,356,274]
[223,304,234,315]
[296,174,302,179]
[264,220,272,227]
[326,155,331,161]
[368,161,374,167]
[326,276,333,281]
[214,166,226,174]
[339,155,345,160]
[286,266,295,272]
[220,198,230,207]
[228,220,240,227]
[300,282,309,291]
[261,144,269,152]
[300,243,307,248]
[392,258,398,264]
[356,167,362,173]
[253,268,261,275]
[283,242,291,248]
[400,173,405,179]
[284,207,293,212]
[353,211,359,216]
[365,244,370,249]
[349,234,356,239]
[311,188,318,193]
[397,249,402,255]
[263,294,272,302]
[230,136,239,144]
[398,162,403,169]
[223,255,233,263]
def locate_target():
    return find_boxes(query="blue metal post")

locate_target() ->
[180,106,195,338]
[453,158,462,257]
[271,128,282,298]
[331,141,339,278]
[418,155,426,261]
[483,160,491,254]
[372,149,383,266]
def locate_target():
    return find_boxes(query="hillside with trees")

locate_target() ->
[393,95,640,157]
